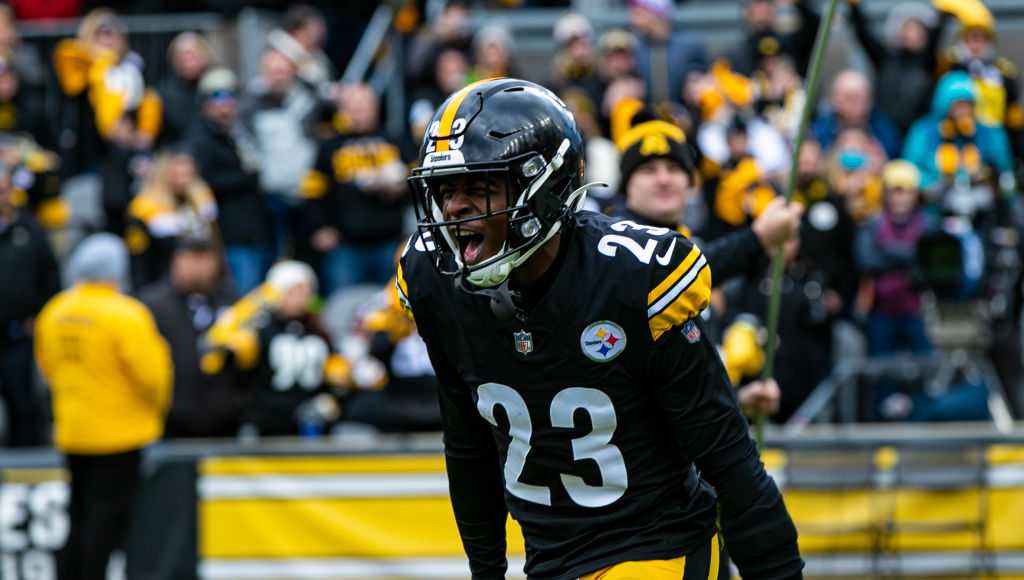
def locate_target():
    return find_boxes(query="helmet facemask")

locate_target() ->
[410,137,583,288]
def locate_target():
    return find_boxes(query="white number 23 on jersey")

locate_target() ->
[476,384,628,508]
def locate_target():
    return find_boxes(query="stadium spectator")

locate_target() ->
[628,0,707,106]
[549,13,600,97]
[200,260,351,436]
[683,62,789,175]
[408,47,469,145]
[827,126,884,223]
[0,52,52,149]
[846,0,951,134]
[0,135,67,233]
[241,48,319,259]
[812,69,902,159]
[346,274,441,433]
[726,0,821,78]
[267,4,335,97]
[53,8,162,172]
[97,112,150,237]
[903,70,1012,192]
[187,67,272,295]
[597,28,638,87]
[855,160,934,356]
[34,233,171,580]
[141,235,244,438]
[753,52,805,141]
[792,139,859,314]
[602,75,645,147]
[724,234,837,423]
[0,4,47,93]
[700,115,781,241]
[0,162,59,447]
[157,32,212,146]
[855,160,938,420]
[302,83,409,296]
[125,148,218,289]
[938,0,1024,158]
[406,0,473,89]
[469,24,521,81]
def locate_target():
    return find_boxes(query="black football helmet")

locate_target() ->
[409,78,593,288]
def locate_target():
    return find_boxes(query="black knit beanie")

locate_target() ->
[617,114,695,192]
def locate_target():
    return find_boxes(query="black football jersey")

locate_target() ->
[398,211,802,580]
[244,316,336,436]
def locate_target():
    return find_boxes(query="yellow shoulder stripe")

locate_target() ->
[434,78,495,152]
[648,245,700,307]
[647,247,711,341]
[395,263,413,321]
[395,263,409,300]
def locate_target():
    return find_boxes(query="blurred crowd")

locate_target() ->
[2,0,1024,455]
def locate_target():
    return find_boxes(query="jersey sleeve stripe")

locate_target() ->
[647,252,708,319]
[647,245,701,308]
[395,263,410,301]
[435,78,492,152]
[647,254,711,341]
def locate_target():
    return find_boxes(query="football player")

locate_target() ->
[398,78,802,579]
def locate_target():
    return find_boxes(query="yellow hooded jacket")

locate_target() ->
[35,283,173,454]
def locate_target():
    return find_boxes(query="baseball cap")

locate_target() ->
[882,159,921,190]
[554,13,593,46]
[599,29,637,53]
[198,67,238,100]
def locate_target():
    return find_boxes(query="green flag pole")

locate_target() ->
[756,0,842,448]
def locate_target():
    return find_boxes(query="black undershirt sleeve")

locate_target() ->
[417,317,509,579]
[647,319,804,579]
[701,227,766,284]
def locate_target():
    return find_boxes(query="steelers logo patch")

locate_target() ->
[580,321,627,363]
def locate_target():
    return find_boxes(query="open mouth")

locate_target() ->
[452,228,486,264]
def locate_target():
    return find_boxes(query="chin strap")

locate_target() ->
[455,277,523,323]
[464,181,606,289]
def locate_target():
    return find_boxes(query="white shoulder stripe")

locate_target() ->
[646,253,708,318]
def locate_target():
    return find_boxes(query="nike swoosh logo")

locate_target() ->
[656,239,676,266]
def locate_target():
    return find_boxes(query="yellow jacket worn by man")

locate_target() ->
[35,234,172,454]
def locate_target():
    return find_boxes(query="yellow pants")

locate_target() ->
[579,533,721,580]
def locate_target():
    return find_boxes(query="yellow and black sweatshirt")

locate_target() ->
[53,40,162,142]
[300,129,411,245]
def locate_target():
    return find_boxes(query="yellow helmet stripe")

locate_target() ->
[434,78,497,152]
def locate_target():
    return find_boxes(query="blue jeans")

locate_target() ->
[265,193,301,259]
[866,312,932,357]
[867,312,932,419]
[323,241,397,296]
[225,245,273,295]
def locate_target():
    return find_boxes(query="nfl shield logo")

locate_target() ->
[513,330,533,355]
[682,320,701,343]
